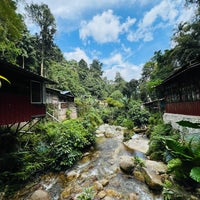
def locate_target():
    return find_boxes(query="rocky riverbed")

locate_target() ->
[12,124,168,200]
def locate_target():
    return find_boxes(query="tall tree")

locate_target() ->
[90,59,103,77]
[78,59,89,82]
[16,29,39,70]
[26,3,56,76]
[171,0,200,66]
[0,0,25,63]
[114,72,126,93]
[123,79,139,99]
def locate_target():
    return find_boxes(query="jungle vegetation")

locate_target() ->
[0,0,200,198]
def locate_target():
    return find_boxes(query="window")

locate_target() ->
[30,81,43,104]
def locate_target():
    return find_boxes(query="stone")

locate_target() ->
[119,155,135,173]
[66,170,79,181]
[60,187,73,200]
[133,170,145,182]
[105,189,122,198]
[97,190,106,199]
[144,160,167,174]
[29,189,50,200]
[141,167,163,191]
[137,159,168,191]
[123,135,149,154]
[104,197,115,200]
[129,192,139,200]
[99,179,109,187]
[104,131,115,138]
[93,181,103,191]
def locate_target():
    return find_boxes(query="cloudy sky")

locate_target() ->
[19,0,195,81]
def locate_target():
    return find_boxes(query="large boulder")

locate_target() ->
[29,189,50,200]
[95,124,125,138]
[123,134,149,154]
[141,167,163,191]
[142,160,167,191]
[129,192,139,200]
[119,156,135,173]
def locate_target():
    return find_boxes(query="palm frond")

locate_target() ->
[190,167,200,183]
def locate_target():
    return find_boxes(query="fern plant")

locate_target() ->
[162,136,200,185]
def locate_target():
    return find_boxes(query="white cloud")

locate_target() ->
[141,0,178,27]
[127,0,187,42]
[22,0,137,20]
[176,4,196,24]
[79,10,136,43]
[102,53,142,81]
[64,48,91,64]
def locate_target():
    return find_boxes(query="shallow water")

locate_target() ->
[38,130,163,200]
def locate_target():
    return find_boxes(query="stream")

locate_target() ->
[14,125,163,200]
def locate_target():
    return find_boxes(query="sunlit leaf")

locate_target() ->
[0,75,11,84]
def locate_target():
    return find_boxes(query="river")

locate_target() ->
[13,125,163,200]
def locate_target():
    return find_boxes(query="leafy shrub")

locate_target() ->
[122,118,134,129]
[103,99,149,128]
[134,156,145,168]
[39,120,95,170]
[82,108,103,132]
[163,137,200,185]
[106,97,124,108]
[146,123,179,161]
[127,100,150,127]
[109,90,124,100]
[100,107,111,123]
[0,119,96,196]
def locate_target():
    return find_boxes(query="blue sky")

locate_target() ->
[19,0,195,81]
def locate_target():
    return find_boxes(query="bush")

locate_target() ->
[146,122,179,161]
[164,137,200,186]
[36,119,95,171]
[127,100,150,127]
[0,119,96,196]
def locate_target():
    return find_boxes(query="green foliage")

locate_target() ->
[0,0,25,63]
[134,156,145,168]
[177,120,200,129]
[26,3,56,75]
[190,167,200,183]
[127,100,150,127]
[106,97,124,108]
[82,109,103,133]
[162,180,175,200]
[35,120,95,170]
[0,119,96,196]
[103,98,149,128]
[123,79,139,99]
[148,118,200,186]
[146,122,178,161]
[110,90,124,100]
[163,137,200,184]
[77,187,94,200]
[121,118,134,130]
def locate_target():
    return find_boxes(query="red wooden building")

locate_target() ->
[0,61,55,128]
[157,62,200,116]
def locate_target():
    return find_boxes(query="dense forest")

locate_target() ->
[0,0,200,199]
[0,0,200,100]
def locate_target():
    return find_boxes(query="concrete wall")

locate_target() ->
[46,93,77,121]
[163,113,200,140]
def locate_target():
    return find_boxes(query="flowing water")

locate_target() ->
[14,126,163,200]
